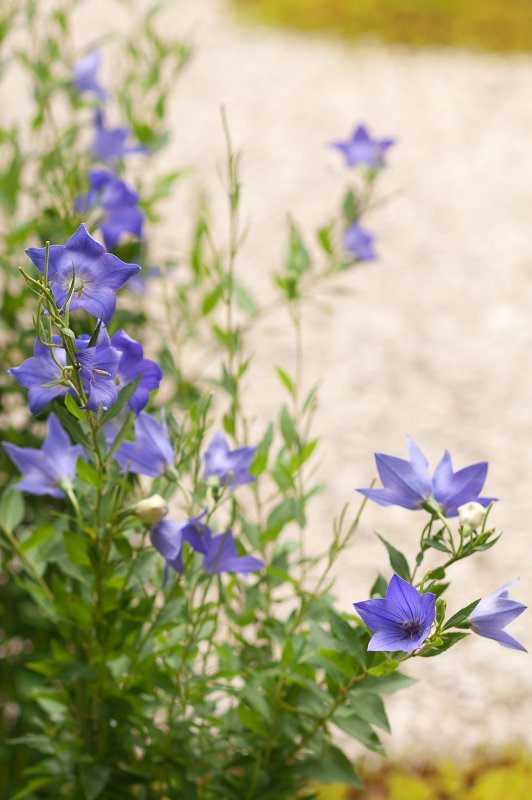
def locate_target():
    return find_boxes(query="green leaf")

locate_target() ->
[80,764,111,800]
[354,671,416,694]
[65,391,89,421]
[0,485,24,531]
[20,524,54,554]
[280,405,299,447]
[317,648,356,678]
[101,375,141,424]
[76,457,102,489]
[333,707,384,753]
[443,599,480,631]
[275,366,295,397]
[299,745,362,788]
[421,631,469,657]
[376,533,411,581]
[63,531,91,567]
[54,404,91,449]
[349,691,390,732]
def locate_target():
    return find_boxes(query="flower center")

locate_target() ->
[400,619,422,639]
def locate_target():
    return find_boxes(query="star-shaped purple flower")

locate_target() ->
[202,530,265,576]
[470,580,527,652]
[72,50,106,101]
[92,110,147,162]
[2,414,84,499]
[343,221,376,262]
[331,124,395,169]
[150,511,210,585]
[113,411,174,477]
[357,437,496,517]
[111,329,163,414]
[203,431,255,488]
[77,170,144,251]
[354,574,435,653]
[8,338,68,414]
[76,328,120,411]
[25,224,141,324]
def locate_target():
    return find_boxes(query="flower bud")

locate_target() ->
[136,494,168,524]
[458,501,485,530]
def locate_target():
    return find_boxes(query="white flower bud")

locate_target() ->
[135,494,168,524]
[458,501,485,530]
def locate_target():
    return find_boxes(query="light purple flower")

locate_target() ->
[470,580,527,652]
[357,437,496,517]
[111,329,163,414]
[354,574,435,653]
[92,110,147,162]
[72,50,106,101]
[8,338,68,414]
[202,530,265,576]
[25,223,141,324]
[150,511,209,585]
[331,124,395,169]
[77,170,144,251]
[2,414,84,499]
[113,411,174,477]
[76,328,120,411]
[343,221,376,262]
[204,431,255,488]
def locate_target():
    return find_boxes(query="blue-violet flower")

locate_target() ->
[343,221,376,262]
[72,50,106,101]
[2,414,84,499]
[113,411,174,477]
[470,580,527,652]
[204,430,255,488]
[354,574,435,652]
[357,437,496,517]
[331,124,395,169]
[26,223,141,324]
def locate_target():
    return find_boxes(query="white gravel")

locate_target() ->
[13,0,532,759]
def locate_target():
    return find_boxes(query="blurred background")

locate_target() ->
[3,0,532,795]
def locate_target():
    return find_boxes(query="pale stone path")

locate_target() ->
[14,0,532,758]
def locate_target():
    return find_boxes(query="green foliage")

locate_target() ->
[234,0,532,52]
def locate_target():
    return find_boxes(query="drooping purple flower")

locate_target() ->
[357,437,496,518]
[72,50,106,101]
[2,414,84,499]
[203,431,255,488]
[77,170,144,251]
[113,411,174,477]
[92,110,147,162]
[354,574,435,653]
[331,124,395,169]
[150,511,209,585]
[75,328,120,411]
[202,530,265,576]
[8,338,68,414]
[25,223,141,324]
[110,329,163,414]
[343,221,376,262]
[470,580,527,652]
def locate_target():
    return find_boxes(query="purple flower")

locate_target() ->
[76,328,120,411]
[150,511,209,584]
[8,338,68,414]
[202,530,265,576]
[77,170,144,251]
[26,223,141,324]
[470,580,527,652]
[331,124,395,169]
[204,431,255,488]
[357,437,496,517]
[343,221,376,262]
[354,574,435,653]
[2,414,84,499]
[72,50,106,101]
[113,411,174,477]
[110,329,163,414]
[92,110,147,162]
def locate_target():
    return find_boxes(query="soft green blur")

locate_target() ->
[234,0,532,51]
